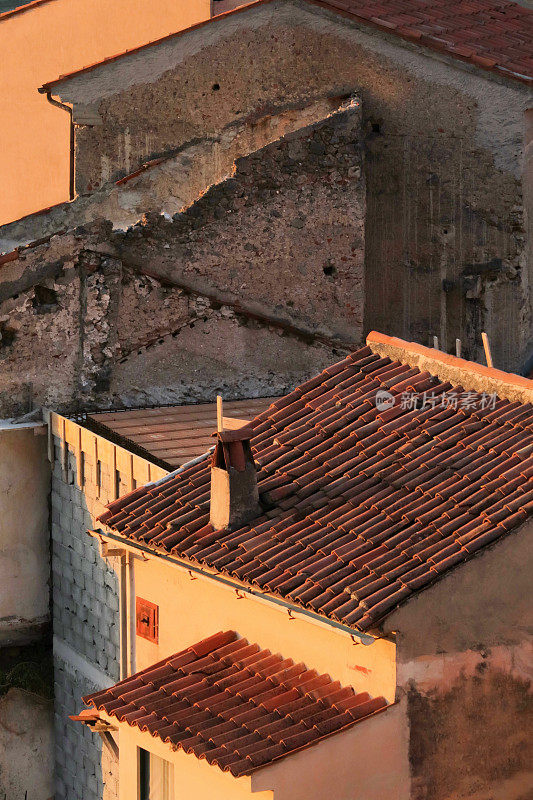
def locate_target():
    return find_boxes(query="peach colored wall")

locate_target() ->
[132,557,397,702]
[0,0,210,225]
[252,700,410,800]
[114,720,273,800]
[105,693,410,800]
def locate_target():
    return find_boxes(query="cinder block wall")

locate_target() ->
[50,412,168,800]
[51,436,120,800]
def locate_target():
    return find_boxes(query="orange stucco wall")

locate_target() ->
[107,553,408,800]
[0,0,211,225]
[115,722,274,800]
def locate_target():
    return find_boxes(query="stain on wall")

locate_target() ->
[407,669,532,800]
[384,524,533,800]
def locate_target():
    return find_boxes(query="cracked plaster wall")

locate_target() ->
[0,103,362,416]
[51,0,532,371]
[0,95,349,253]
[0,236,339,416]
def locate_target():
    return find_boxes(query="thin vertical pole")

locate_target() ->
[481,332,493,368]
[217,395,223,433]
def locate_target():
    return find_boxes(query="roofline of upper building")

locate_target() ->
[367,331,533,405]
[0,0,56,22]
[38,0,533,92]
[38,1,266,91]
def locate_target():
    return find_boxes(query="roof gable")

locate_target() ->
[41,0,533,92]
[99,335,533,632]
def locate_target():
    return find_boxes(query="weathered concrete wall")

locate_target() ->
[0,104,362,416]
[0,688,53,800]
[116,99,365,344]
[383,522,533,800]
[0,423,50,645]
[0,234,340,416]
[0,95,352,252]
[51,0,532,370]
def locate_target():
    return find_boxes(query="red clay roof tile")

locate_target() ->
[81,631,386,776]
[99,340,532,632]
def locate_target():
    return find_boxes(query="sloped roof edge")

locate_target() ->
[39,0,533,91]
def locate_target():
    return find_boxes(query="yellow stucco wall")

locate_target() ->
[252,700,410,800]
[51,412,406,797]
[0,0,211,225]
[133,557,397,702]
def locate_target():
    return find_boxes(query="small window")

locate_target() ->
[139,749,174,800]
[136,597,159,643]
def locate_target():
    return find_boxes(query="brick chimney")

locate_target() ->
[210,398,260,530]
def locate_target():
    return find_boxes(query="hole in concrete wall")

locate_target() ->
[323,263,337,278]
[371,122,381,133]
[32,284,58,311]
[0,324,16,348]
[212,83,220,91]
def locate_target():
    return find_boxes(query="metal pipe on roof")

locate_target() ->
[118,554,127,680]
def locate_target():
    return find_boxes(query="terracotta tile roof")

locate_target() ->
[40,0,533,91]
[311,0,533,84]
[82,630,387,776]
[99,338,533,632]
[89,398,276,469]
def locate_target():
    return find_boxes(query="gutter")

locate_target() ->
[38,88,75,200]
[89,526,377,646]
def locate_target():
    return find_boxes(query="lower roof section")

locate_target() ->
[86,397,275,469]
[80,630,387,777]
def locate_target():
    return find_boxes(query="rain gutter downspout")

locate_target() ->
[38,88,75,200]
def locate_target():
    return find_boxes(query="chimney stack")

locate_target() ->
[210,397,260,530]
